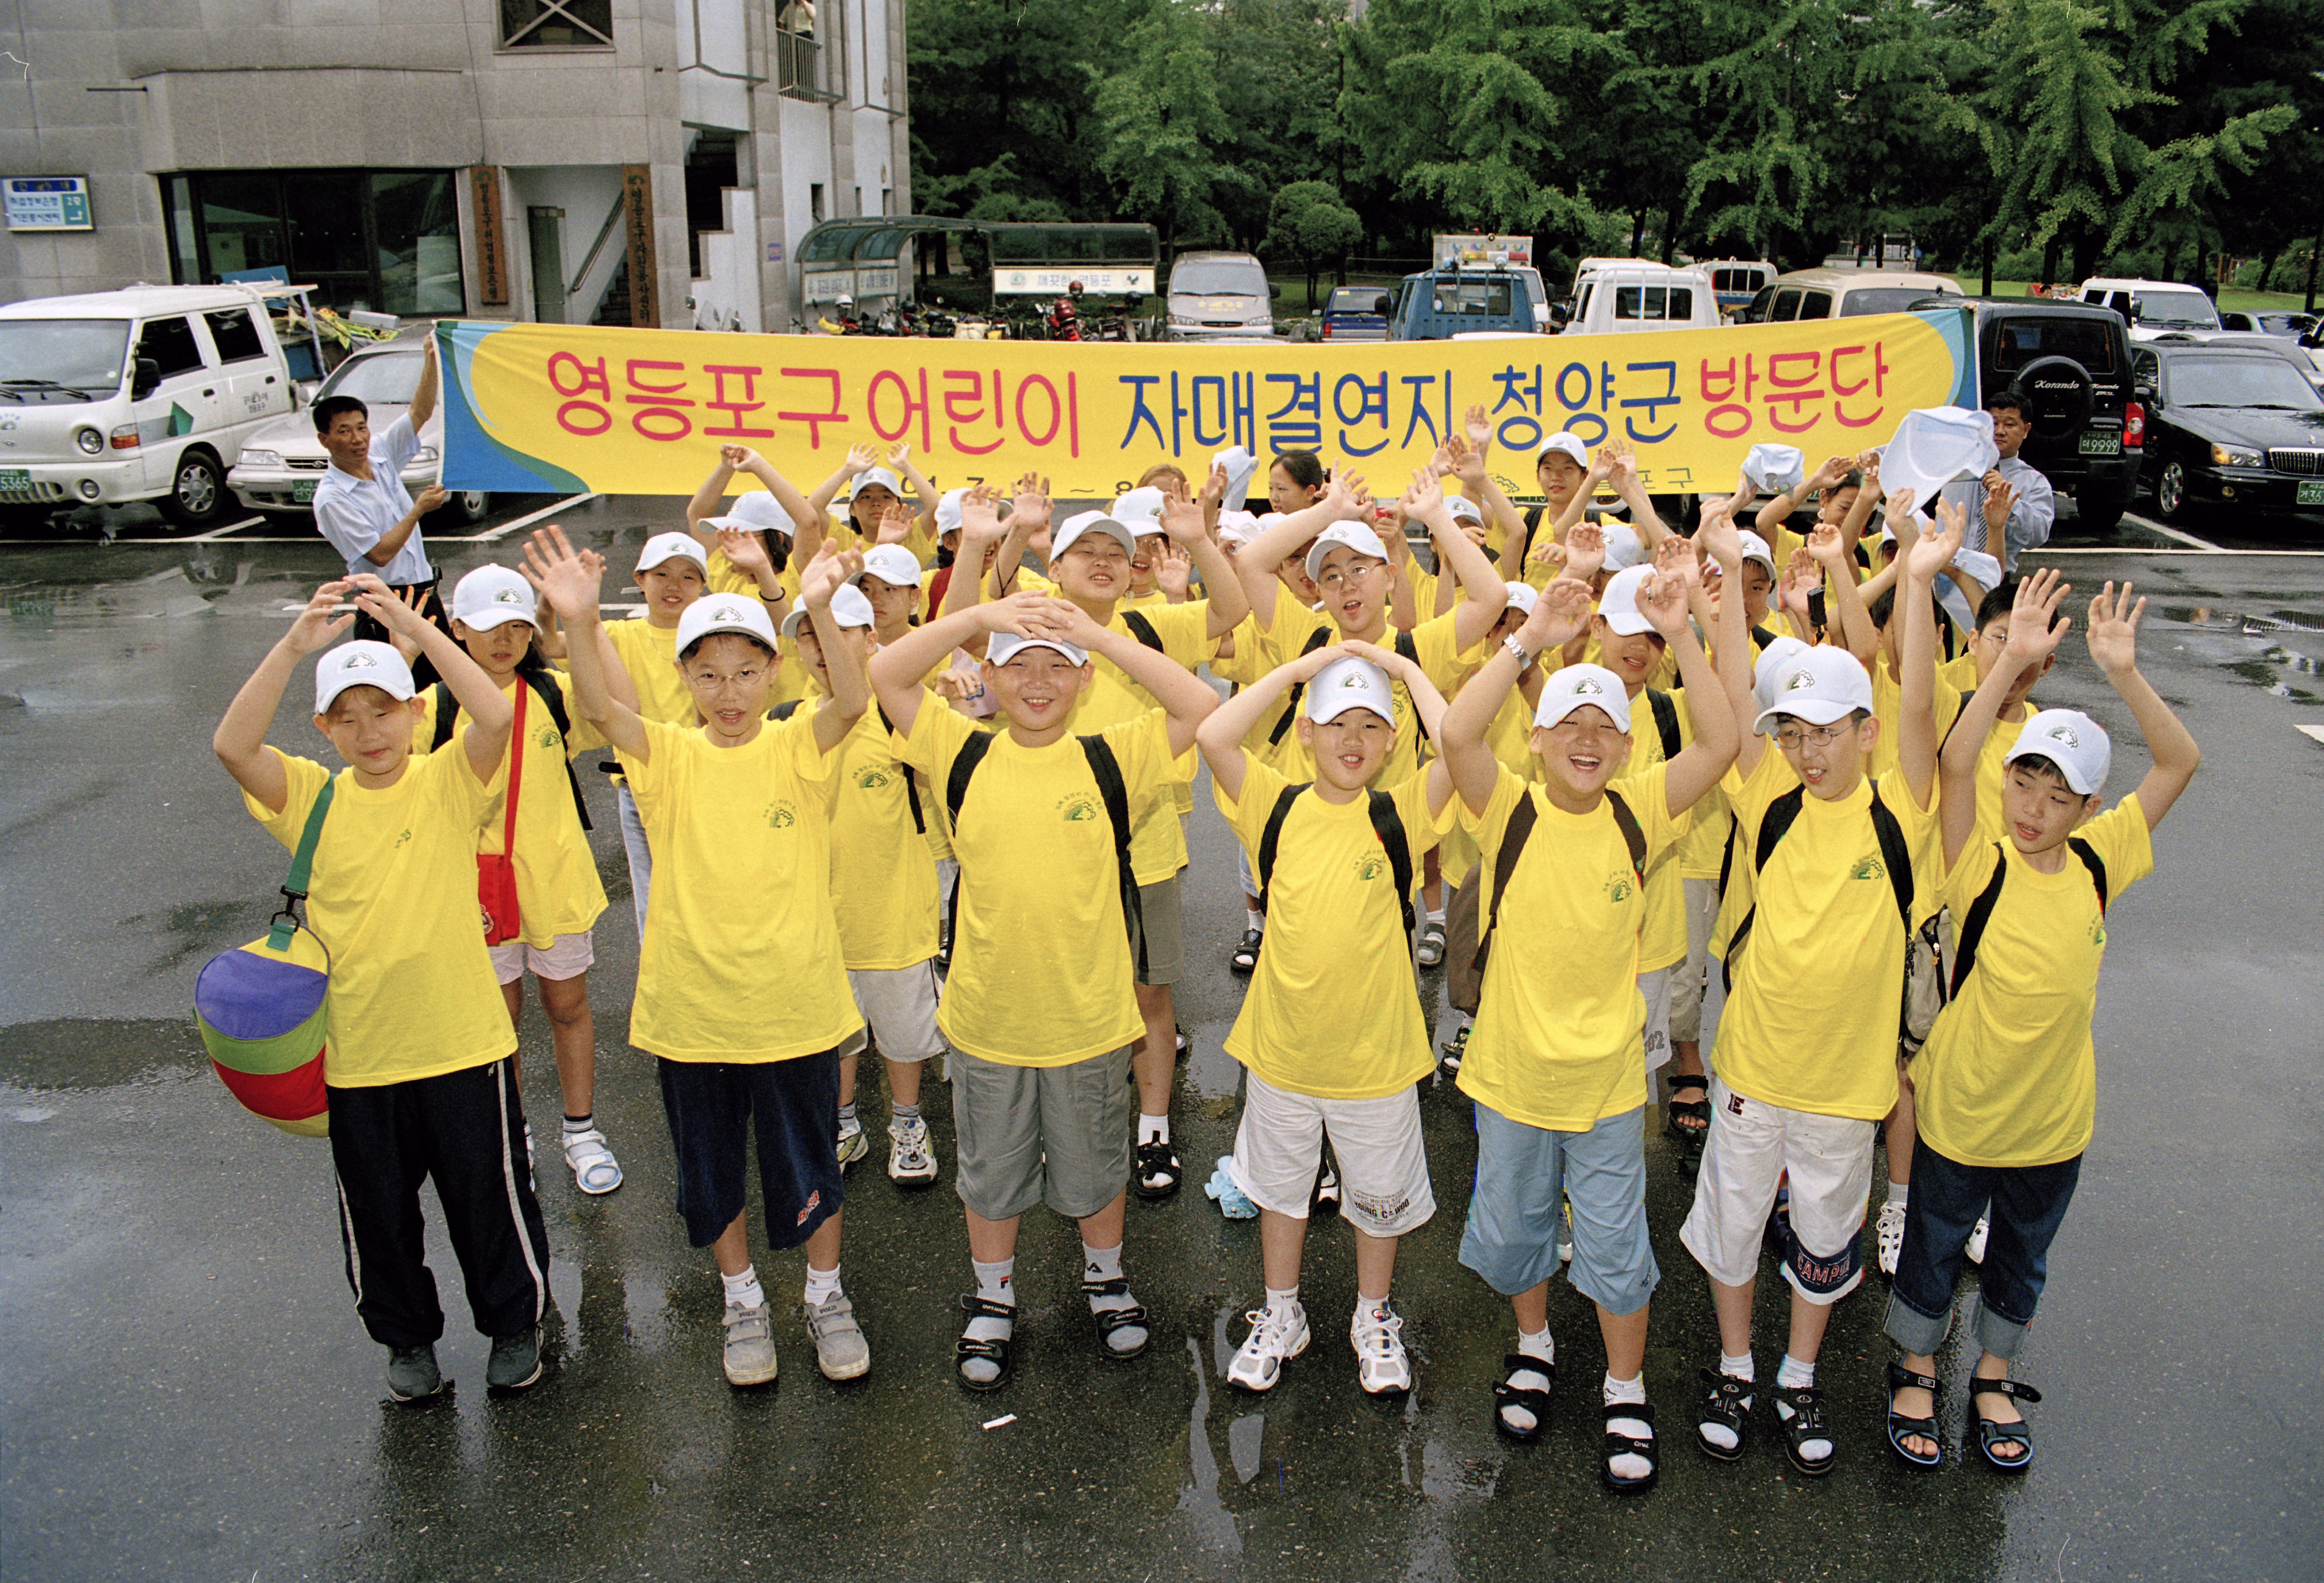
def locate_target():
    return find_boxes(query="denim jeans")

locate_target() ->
[615,784,651,938]
[1884,1141,2081,1360]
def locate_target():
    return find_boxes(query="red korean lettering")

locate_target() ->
[701,364,777,439]
[547,351,611,436]
[1763,350,1825,435]
[867,368,932,452]
[1015,375,1063,448]
[622,359,693,442]
[776,367,850,447]
[1831,342,1890,428]
[942,369,1004,456]
[1699,354,1759,440]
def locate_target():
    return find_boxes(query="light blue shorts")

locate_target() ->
[1460,1102,1658,1316]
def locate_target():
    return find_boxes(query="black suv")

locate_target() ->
[2128,338,2324,521]
[1908,297,2142,534]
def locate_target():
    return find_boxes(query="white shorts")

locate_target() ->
[1227,1072,1435,1236]
[1637,966,1672,1075]
[1678,1077,1875,1303]
[848,962,945,1064]
[489,930,596,986]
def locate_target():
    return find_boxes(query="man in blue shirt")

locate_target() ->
[313,337,451,655]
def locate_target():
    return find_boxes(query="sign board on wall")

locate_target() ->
[4,178,92,231]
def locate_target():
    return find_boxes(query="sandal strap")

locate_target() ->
[959,1294,1018,1322]
[1886,1359,1941,1395]
[1088,1303,1148,1335]
[1699,1366,1755,1407]
[955,1335,1009,1364]
[1493,1354,1555,1408]
[1601,1400,1658,1451]
[1668,1075,1711,1097]
[1969,1376,2042,1405]
[1776,1383,1827,1432]
[1080,1276,1133,1298]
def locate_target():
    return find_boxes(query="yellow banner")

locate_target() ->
[437,313,1976,501]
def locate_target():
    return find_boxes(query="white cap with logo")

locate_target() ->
[936,486,970,538]
[635,531,708,576]
[1751,634,1813,708]
[854,545,923,591]
[315,640,416,713]
[718,491,792,535]
[1742,443,1806,496]
[676,592,779,653]
[848,466,905,502]
[450,564,538,632]
[1502,580,1540,619]
[1753,646,1875,733]
[783,582,876,640]
[1601,522,1644,573]
[987,629,1089,667]
[1596,564,1656,637]
[1445,494,1483,525]
[1305,520,1389,581]
[1306,654,1396,726]
[1111,486,1167,536]
[1734,529,1777,576]
[1534,663,1633,732]
[1539,431,1589,468]
[2006,708,2111,794]
[1052,510,1139,560]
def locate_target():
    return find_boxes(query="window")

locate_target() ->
[1839,287,1941,317]
[1797,290,1831,320]
[203,308,267,363]
[1770,288,1802,323]
[810,184,825,223]
[1993,318,2118,375]
[502,0,613,48]
[133,316,206,380]
[1614,285,1689,320]
[163,169,466,316]
[369,172,464,314]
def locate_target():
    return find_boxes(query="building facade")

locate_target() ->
[0,0,911,331]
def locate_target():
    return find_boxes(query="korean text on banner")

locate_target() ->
[434,311,1976,501]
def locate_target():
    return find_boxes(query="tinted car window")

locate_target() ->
[2130,289,2218,330]
[1435,279,1512,316]
[1326,287,1377,313]
[1770,288,1801,323]
[1992,317,2118,374]
[1171,259,1267,296]
[1838,287,1941,317]
[2165,355,2322,410]
[1614,286,1690,320]
[133,316,207,379]
[1797,290,1832,320]
[1742,286,1776,324]
[203,307,268,363]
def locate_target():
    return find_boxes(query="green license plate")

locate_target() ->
[293,479,317,504]
[2078,431,2121,456]
[2298,479,2324,505]
[0,468,29,490]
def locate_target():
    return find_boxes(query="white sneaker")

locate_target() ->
[1965,1214,1990,1265]
[1557,1197,1574,1265]
[1351,1300,1412,1396]
[721,1300,777,1387]
[887,1116,938,1184]
[1876,1198,1907,1277]
[835,1113,867,1170]
[1225,1300,1310,1393]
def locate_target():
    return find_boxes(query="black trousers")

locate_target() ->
[327,1057,551,1349]
[351,578,449,689]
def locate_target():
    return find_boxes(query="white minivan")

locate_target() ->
[1557,262,1720,335]
[0,284,298,529]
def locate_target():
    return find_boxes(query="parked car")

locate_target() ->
[1318,285,1390,342]
[2128,339,2324,520]
[2076,277,2222,340]
[1166,251,1276,341]
[1913,295,2144,534]
[1557,262,1719,335]
[1736,268,1961,324]
[227,334,487,522]
[0,283,300,529]
[1386,267,1538,340]
[1700,259,1775,317]
[2219,310,2319,342]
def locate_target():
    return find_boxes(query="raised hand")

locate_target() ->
[1021,593,1106,650]
[1529,535,1569,569]
[2086,580,2145,677]
[2004,569,2071,667]
[1636,566,1693,640]
[1464,401,1493,453]
[1400,466,1445,523]
[841,441,877,478]
[1154,538,1194,600]
[798,538,864,609]
[1008,473,1052,534]
[282,580,354,654]
[1562,521,1607,583]
[959,486,1007,545]
[717,525,772,577]
[720,444,761,469]
[1605,441,1639,491]
[1811,453,1852,491]
[1429,441,1458,480]
[875,497,913,546]
[1806,522,1847,569]
[1905,502,1965,581]
[1158,476,1208,545]
[1586,446,1618,486]
[412,484,448,517]
[1447,433,1490,490]
[1983,472,2018,531]
[888,441,914,469]
[1527,576,1595,650]
[974,590,1066,637]
[1779,549,1821,622]
[1323,469,1371,518]
[1655,531,1702,591]
[1695,508,1744,572]
[1198,462,1228,512]
[1283,639,1351,682]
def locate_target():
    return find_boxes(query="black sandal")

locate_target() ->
[1664,1074,1711,1158]
[1132,1139,1182,1200]
[1776,1383,1836,1477]
[954,1295,1016,1393]
[1491,1355,1554,1443]
[1696,1367,1754,1461]
[1601,1401,1659,1493]
[1229,929,1262,975]
[1080,1277,1150,1360]
[1884,1360,1945,1469]
[1967,1376,2041,1474]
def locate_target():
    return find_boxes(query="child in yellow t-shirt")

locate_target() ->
[213,574,547,1404]
[1881,577,2197,1475]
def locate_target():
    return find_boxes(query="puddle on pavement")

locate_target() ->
[1178,1335,1243,1554]
[0,1017,206,1089]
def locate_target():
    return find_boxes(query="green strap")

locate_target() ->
[266,777,337,951]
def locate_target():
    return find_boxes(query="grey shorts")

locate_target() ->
[1130,874,1184,988]
[950,1045,1134,1221]
[1668,875,1720,1043]
[1460,1101,1658,1317]
[848,962,945,1064]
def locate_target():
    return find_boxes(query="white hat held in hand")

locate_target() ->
[1306,655,1397,726]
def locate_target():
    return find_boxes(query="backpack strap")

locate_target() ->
[1076,733,1147,978]
[770,699,803,720]
[429,681,458,751]
[1365,787,1417,943]
[496,680,530,870]
[1121,608,1165,654]
[2068,835,2108,914]
[1721,784,1806,990]
[265,777,338,951]
[1950,836,2109,997]
[520,670,593,832]
[1865,784,1917,936]
[1604,787,1647,887]
[1266,625,1339,746]
[1645,688,1681,763]
[1749,624,1776,651]
[1254,781,1308,916]
[1469,787,1540,976]
[945,727,1000,831]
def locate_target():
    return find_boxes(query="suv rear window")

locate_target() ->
[1434,279,1511,316]
[133,316,206,379]
[1992,317,2118,375]
[1616,286,1693,320]
[1326,287,1379,314]
[1839,287,1940,317]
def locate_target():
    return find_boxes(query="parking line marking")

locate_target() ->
[184,515,265,542]
[2129,518,2228,552]
[456,492,601,542]
[2298,725,2324,747]
[2031,547,2324,557]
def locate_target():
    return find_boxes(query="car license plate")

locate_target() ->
[293,479,317,504]
[2298,480,2324,505]
[0,468,29,491]
[2078,431,2121,456]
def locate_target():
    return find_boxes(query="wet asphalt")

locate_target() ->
[2,494,2320,1582]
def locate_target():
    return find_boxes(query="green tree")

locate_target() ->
[1261,180,1365,299]
[1089,0,1246,245]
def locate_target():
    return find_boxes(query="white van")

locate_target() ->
[2076,277,2222,340]
[1558,262,1720,335]
[1737,268,1961,324]
[0,284,298,529]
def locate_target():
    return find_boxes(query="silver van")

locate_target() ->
[1167,251,1277,341]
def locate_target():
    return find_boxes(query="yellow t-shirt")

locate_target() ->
[603,617,693,727]
[818,697,941,970]
[1939,649,1979,694]
[616,715,862,1062]
[897,704,1178,1066]
[1065,600,1215,884]
[244,747,510,1087]
[1869,653,1963,782]
[1624,690,1697,973]
[1453,764,1686,1131]
[1914,800,2152,1167]
[1217,763,1441,1098]
[1940,701,2032,839]
[1715,763,1942,1120]
[411,673,608,947]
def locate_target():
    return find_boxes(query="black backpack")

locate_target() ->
[1948,839,2109,997]
[1469,786,1646,976]
[1254,782,1417,948]
[1721,782,1915,996]
[1121,608,1166,654]
[430,675,592,831]
[1642,688,1680,763]
[943,728,1144,975]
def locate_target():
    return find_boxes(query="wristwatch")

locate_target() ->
[1502,635,1534,666]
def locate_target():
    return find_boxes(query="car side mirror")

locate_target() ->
[1550,302,1571,327]
[1373,295,1391,315]
[1268,283,1282,300]
[2135,382,2157,405]
[130,358,160,401]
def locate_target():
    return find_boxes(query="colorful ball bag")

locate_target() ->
[193,780,336,1135]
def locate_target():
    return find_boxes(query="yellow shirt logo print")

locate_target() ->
[1850,856,1884,881]
[1061,796,1099,822]
[765,801,796,828]
[1355,854,1386,882]
[855,767,891,791]
[1604,873,1634,903]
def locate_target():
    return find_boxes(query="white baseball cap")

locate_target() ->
[1743,443,1806,496]
[1539,432,1589,468]
[1216,509,1261,549]
[1052,510,1138,560]
[1111,486,1167,536]
[1735,530,1777,576]
[854,545,923,591]
[935,487,970,538]
[1534,664,1633,732]
[2007,708,2111,794]
[986,629,1089,667]
[1503,580,1540,619]
[1875,519,2003,593]
[848,466,905,502]
[1601,523,1644,573]
[1304,520,1389,581]
[1754,645,1875,733]
[314,640,416,714]
[1596,564,1656,637]
[1213,445,1258,505]
[725,491,791,534]
[636,532,708,576]
[1445,494,1484,525]
[1883,407,2000,510]
[449,564,538,632]
[1306,655,1396,726]
[675,591,779,653]
[1752,635,1813,708]
[782,582,876,640]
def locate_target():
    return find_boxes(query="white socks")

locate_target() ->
[1139,1114,1170,1146]
[960,1258,1016,1387]
[804,1263,843,1309]
[1265,1284,1300,1314]
[1426,907,1446,926]
[1499,1326,1555,1435]
[1246,907,1265,933]
[1083,1241,1148,1355]
[1775,1353,1831,1462]
[1887,1179,1910,1209]
[1604,1371,1654,1481]
[1700,1350,1755,1452]
[722,1265,766,1311]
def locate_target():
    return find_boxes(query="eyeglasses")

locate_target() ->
[684,666,765,694]
[1773,722,1855,750]
[1316,563,1382,591]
